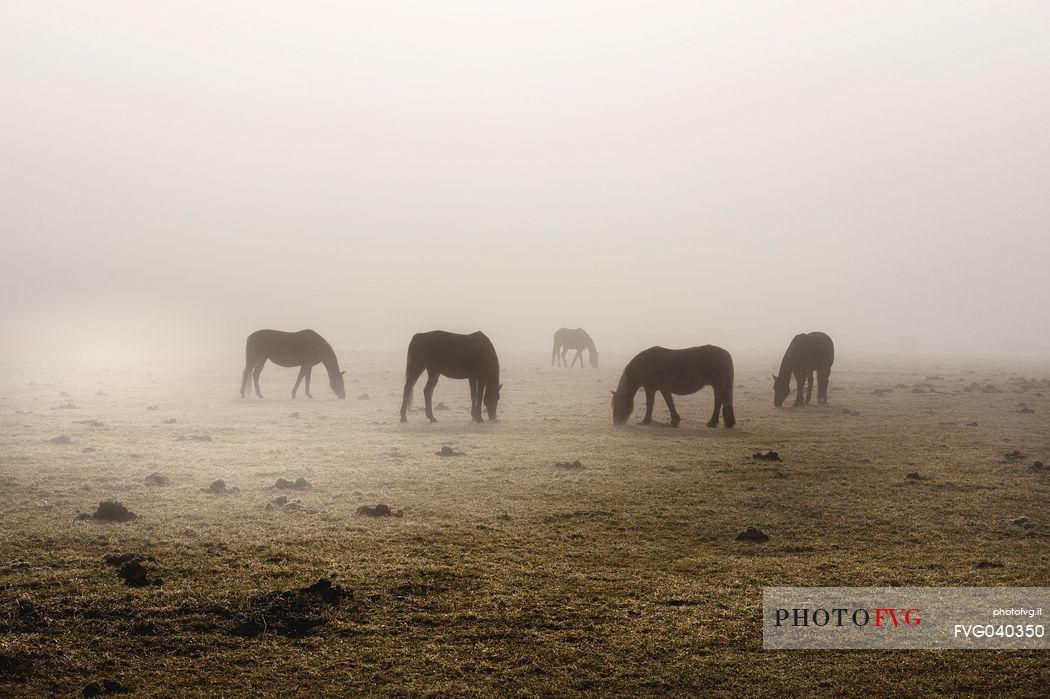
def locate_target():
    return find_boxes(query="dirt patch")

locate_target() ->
[752,451,782,462]
[274,477,312,490]
[1031,461,1046,472]
[82,679,132,696]
[104,553,162,587]
[435,402,449,411]
[1000,450,1026,464]
[200,480,238,495]
[357,393,369,400]
[973,560,1005,569]
[0,652,31,679]
[161,418,178,424]
[267,496,313,513]
[230,578,351,637]
[436,446,464,457]
[49,435,72,445]
[555,460,584,470]
[841,409,860,416]
[1008,517,1034,529]
[735,526,769,543]
[74,419,105,427]
[76,501,138,522]
[543,510,613,523]
[355,504,403,518]
[905,472,927,481]
[5,559,30,571]
[143,472,169,486]
[289,412,301,419]
[51,403,79,410]
[176,434,212,442]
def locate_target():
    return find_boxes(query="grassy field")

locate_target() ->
[1,351,1047,696]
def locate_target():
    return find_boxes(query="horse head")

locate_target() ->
[611,388,633,425]
[484,382,502,420]
[772,372,789,407]
[331,370,347,399]
[589,351,599,368]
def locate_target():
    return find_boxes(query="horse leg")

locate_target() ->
[400,364,425,422]
[792,371,805,407]
[642,386,655,424]
[241,364,252,399]
[422,371,439,423]
[292,366,307,399]
[469,377,479,422]
[474,377,486,423]
[804,371,814,405]
[252,361,266,398]
[818,369,829,404]
[707,392,722,428]
[572,350,584,368]
[304,365,313,398]
[561,347,569,367]
[661,390,681,427]
[721,386,736,428]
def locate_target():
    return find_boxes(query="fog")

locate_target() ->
[2,1,1049,364]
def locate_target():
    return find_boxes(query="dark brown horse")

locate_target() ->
[400,331,501,423]
[552,327,598,368]
[612,345,735,427]
[240,329,346,399]
[773,331,835,407]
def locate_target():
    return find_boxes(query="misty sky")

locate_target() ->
[2,1,1049,361]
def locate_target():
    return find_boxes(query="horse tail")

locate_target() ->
[403,334,422,410]
[244,333,257,367]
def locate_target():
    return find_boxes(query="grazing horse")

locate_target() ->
[612,345,736,428]
[773,331,835,407]
[240,329,346,400]
[400,331,502,423]
[552,327,599,368]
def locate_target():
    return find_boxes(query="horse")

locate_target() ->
[552,327,598,368]
[773,331,835,407]
[240,329,346,400]
[400,330,502,423]
[611,345,735,428]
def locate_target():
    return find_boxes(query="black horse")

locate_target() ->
[240,329,346,399]
[400,331,502,423]
[773,332,835,407]
[612,345,735,428]
[552,327,598,368]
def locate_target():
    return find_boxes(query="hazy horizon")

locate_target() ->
[3,1,1049,363]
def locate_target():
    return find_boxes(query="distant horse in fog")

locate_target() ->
[773,332,834,407]
[240,329,346,399]
[612,345,735,428]
[400,331,502,423]
[552,328,598,368]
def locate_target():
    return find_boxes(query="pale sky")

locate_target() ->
[2,1,1048,360]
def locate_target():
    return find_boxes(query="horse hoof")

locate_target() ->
[428,417,438,424]
[706,421,718,428]
[399,417,407,423]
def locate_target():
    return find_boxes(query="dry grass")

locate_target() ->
[1,352,1048,696]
